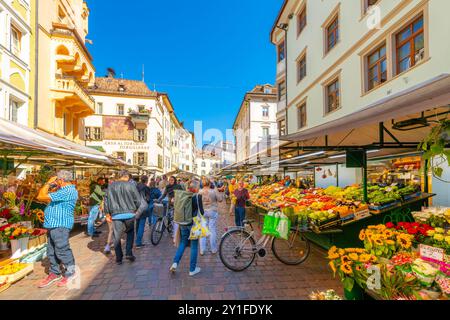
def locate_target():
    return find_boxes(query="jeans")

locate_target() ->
[136,205,152,246]
[112,218,135,262]
[47,227,75,277]
[235,207,246,227]
[200,211,218,253]
[173,225,198,272]
[87,205,100,236]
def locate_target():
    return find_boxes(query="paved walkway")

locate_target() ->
[0,202,342,300]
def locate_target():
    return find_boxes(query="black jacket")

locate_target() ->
[104,181,147,218]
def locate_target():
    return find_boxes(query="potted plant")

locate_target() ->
[419,119,450,178]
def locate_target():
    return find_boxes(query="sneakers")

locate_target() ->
[38,273,62,289]
[189,267,201,277]
[170,263,178,273]
[125,255,136,262]
[211,250,218,255]
[200,251,205,256]
[136,244,146,249]
[56,274,77,288]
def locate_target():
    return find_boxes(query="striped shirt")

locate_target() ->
[44,185,78,230]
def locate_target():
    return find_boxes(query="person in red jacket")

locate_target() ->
[233,180,250,227]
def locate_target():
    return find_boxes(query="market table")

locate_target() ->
[250,193,435,250]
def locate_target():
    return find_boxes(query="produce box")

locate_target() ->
[0,263,33,284]
[0,282,10,294]
[369,201,401,213]
[354,209,371,221]
[310,216,341,231]
[402,192,422,201]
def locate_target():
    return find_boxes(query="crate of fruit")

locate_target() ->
[0,263,34,284]
[402,192,422,202]
[369,200,401,213]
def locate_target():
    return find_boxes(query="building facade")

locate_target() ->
[271,0,450,137]
[233,84,278,163]
[0,0,34,126]
[195,149,221,177]
[83,75,163,172]
[35,0,95,141]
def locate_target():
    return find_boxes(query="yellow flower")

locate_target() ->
[359,254,371,263]
[355,265,362,272]
[445,236,450,245]
[338,249,346,256]
[340,263,353,275]
[397,234,412,249]
[341,255,351,264]
[435,228,445,234]
[434,234,445,242]
[385,240,395,246]
[329,261,337,275]
[328,246,337,255]
[384,230,394,238]
[427,230,435,237]
[374,238,384,246]
[349,253,359,261]
[359,230,366,241]
[355,248,366,254]
[328,252,340,260]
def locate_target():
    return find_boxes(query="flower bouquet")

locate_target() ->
[386,222,434,244]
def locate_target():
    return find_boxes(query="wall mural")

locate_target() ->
[103,116,134,140]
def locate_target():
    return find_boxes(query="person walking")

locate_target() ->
[148,180,162,225]
[86,177,105,238]
[135,176,152,248]
[234,180,250,227]
[159,175,168,192]
[170,180,204,276]
[103,170,147,265]
[36,170,78,288]
[199,178,223,255]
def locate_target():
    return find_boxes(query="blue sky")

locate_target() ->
[87,0,283,145]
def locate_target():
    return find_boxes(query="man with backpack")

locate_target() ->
[170,179,204,276]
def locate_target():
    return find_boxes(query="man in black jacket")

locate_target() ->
[103,170,146,265]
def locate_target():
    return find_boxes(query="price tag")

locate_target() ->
[420,244,445,262]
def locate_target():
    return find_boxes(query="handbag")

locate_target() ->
[189,195,210,240]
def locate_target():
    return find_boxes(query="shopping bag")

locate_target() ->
[276,213,291,240]
[173,223,180,247]
[272,212,282,238]
[262,212,275,235]
[189,214,210,240]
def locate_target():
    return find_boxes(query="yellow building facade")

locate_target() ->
[0,0,34,126]
[35,0,95,141]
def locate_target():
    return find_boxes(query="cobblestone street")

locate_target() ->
[0,202,342,300]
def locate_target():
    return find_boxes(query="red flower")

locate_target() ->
[9,236,14,240]
[407,228,418,235]
[386,222,395,229]
[0,224,11,232]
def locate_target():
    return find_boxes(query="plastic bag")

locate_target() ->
[189,214,210,240]
[276,213,291,240]
[262,212,276,235]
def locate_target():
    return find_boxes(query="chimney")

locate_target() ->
[106,68,116,78]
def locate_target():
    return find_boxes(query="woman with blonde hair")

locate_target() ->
[199,177,223,255]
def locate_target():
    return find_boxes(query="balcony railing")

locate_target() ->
[53,77,95,112]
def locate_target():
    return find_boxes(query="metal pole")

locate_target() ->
[424,158,430,206]
[363,152,368,203]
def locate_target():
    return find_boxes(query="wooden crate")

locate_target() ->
[0,263,34,284]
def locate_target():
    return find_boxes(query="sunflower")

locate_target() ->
[355,265,362,272]
[383,230,395,238]
[341,255,351,264]
[355,248,366,254]
[338,249,346,256]
[385,240,395,246]
[359,230,366,241]
[328,252,340,260]
[349,253,359,261]
[373,238,384,246]
[359,254,371,263]
[397,234,412,249]
[340,263,353,275]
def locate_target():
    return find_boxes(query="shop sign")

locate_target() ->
[420,244,445,262]
[104,141,149,150]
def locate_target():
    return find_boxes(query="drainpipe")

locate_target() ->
[33,0,39,129]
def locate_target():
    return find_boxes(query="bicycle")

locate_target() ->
[219,219,311,272]
[150,201,174,246]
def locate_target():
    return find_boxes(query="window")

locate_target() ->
[326,16,339,53]
[84,127,91,140]
[367,44,387,91]
[278,41,285,62]
[10,26,21,56]
[297,6,307,36]
[201,170,206,176]
[138,105,146,113]
[201,161,206,167]
[93,127,102,141]
[9,100,19,123]
[326,79,340,114]
[137,129,146,142]
[298,103,307,129]
[117,152,126,161]
[262,127,270,137]
[278,81,286,101]
[136,152,147,166]
[297,54,307,83]
[158,155,163,169]
[63,113,68,136]
[395,15,424,75]
[157,132,163,147]
[95,102,103,114]
[365,0,380,13]
[279,120,286,136]
[262,106,269,118]
[117,104,124,115]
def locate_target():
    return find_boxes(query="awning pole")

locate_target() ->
[363,151,368,203]
[424,157,430,207]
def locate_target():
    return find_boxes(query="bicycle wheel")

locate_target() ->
[272,231,310,265]
[151,218,165,246]
[219,229,256,272]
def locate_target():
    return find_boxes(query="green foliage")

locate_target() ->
[419,119,450,178]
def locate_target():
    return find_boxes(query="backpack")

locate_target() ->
[173,190,194,226]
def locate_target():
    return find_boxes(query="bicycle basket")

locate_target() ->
[153,203,165,218]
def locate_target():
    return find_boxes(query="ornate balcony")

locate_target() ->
[52,77,95,117]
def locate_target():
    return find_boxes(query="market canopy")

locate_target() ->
[0,117,129,168]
